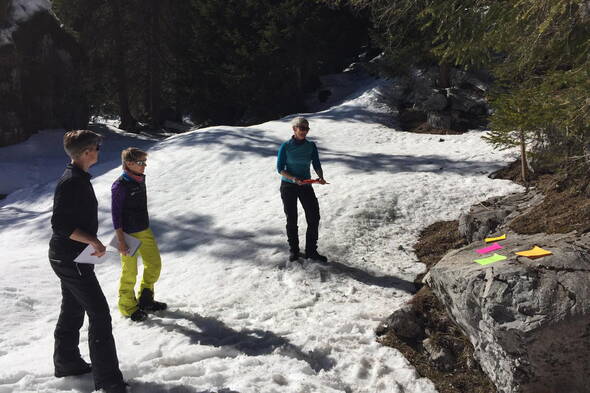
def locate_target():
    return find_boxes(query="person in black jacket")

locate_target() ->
[49,130,127,393]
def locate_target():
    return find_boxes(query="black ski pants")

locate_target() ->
[50,258,123,390]
[280,181,320,254]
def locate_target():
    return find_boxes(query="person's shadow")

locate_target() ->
[147,310,336,373]
[306,259,420,294]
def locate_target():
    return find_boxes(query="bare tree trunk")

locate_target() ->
[147,0,162,128]
[438,62,450,89]
[0,0,9,22]
[109,0,137,131]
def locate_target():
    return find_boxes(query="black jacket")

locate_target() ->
[49,163,98,260]
[112,173,149,234]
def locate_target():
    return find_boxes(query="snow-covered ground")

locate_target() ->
[0,80,521,393]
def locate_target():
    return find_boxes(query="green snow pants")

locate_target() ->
[118,228,162,317]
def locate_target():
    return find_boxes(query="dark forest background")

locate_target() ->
[52,0,371,130]
[2,0,588,181]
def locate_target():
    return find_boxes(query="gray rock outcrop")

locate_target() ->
[426,231,590,393]
[0,1,88,146]
[458,192,545,243]
[375,304,423,339]
[391,66,491,132]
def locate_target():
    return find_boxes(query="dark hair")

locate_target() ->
[63,130,102,159]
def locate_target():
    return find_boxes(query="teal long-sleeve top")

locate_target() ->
[277,137,322,183]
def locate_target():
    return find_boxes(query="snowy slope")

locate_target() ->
[0,80,521,393]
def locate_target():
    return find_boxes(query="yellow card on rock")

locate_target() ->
[515,246,552,259]
[485,234,506,243]
[474,253,507,265]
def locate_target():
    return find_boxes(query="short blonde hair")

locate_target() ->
[63,130,102,159]
[121,147,147,170]
[291,116,309,128]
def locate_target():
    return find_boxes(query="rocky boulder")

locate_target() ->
[0,1,88,147]
[458,191,545,243]
[426,231,590,393]
[392,66,491,132]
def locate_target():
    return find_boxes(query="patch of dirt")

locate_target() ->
[489,159,531,185]
[509,188,590,234]
[378,221,496,393]
[411,122,464,135]
[492,160,590,234]
[413,220,466,282]
[378,160,590,393]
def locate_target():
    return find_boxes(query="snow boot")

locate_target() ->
[130,309,148,322]
[101,381,129,393]
[305,251,328,263]
[54,360,91,378]
[138,288,167,312]
[289,249,300,262]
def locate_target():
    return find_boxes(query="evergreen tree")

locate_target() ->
[53,0,369,129]
[347,0,589,175]
[484,0,590,175]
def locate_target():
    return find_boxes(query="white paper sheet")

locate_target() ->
[73,233,141,264]
[108,232,142,257]
[73,245,111,264]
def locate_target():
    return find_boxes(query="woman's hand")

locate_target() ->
[318,177,327,185]
[90,239,106,257]
[117,240,129,256]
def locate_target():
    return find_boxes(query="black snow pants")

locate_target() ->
[49,257,123,390]
[280,181,320,254]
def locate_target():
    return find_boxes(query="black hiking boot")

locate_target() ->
[139,288,167,312]
[289,250,300,262]
[130,309,148,322]
[305,251,328,263]
[54,360,91,378]
[101,381,129,393]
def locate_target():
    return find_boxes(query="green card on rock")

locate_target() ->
[474,253,507,265]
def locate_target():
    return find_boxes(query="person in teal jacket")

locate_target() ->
[276,116,328,262]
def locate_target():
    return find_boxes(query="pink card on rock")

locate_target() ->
[475,242,503,254]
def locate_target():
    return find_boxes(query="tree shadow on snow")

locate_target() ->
[147,123,498,177]
[130,381,240,393]
[0,205,51,230]
[320,150,500,176]
[86,123,160,179]
[147,213,283,261]
[310,102,396,128]
[147,310,336,373]
[150,127,284,161]
[301,79,398,128]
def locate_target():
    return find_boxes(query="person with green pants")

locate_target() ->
[111,147,167,322]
